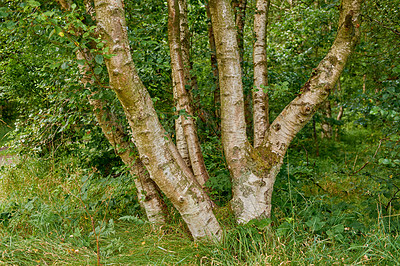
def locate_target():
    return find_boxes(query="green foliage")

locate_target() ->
[202,136,232,205]
[0,155,399,265]
[0,0,400,264]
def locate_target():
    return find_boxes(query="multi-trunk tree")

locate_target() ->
[4,0,363,240]
[208,0,362,222]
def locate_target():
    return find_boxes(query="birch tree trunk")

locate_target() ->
[259,0,363,219]
[61,0,167,224]
[89,97,167,224]
[206,3,221,121]
[174,0,194,169]
[210,0,363,223]
[253,0,270,148]
[209,0,269,222]
[232,0,247,67]
[168,0,210,187]
[93,0,220,240]
[321,100,333,139]
[178,0,200,115]
[77,51,167,224]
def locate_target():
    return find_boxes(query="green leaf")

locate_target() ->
[27,0,40,7]
[49,29,55,39]
[96,42,105,49]
[0,7,8,18]
[305,216,326,232]
[61,62,69,70]
[94,66,102,75]
[6,21,16,30]
[95,54,104,65]
[379,158,391,165]
[104,53,115,59]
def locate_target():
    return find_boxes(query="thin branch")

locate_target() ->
[351,138,384,175]
[385,184,400,211]
[365,14,400,37]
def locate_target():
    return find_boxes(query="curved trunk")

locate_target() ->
[94,0,220,240]
[257,0,363,220]
[75,49,167,224]
[69,2,167,224]
[264,0,362,159]
[89,97,167,224]
[168,0,210,186]
[253,0,270,148]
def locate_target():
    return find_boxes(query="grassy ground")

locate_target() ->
[0,126,399,265]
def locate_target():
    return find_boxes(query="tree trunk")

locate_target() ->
[232,0,247,67]
[89,97,168,224]
[66,0,168,225]
[253,0,270,148]
[209,0,270,222]
[260,0,363,217]
[206,3,221,122]
[321,100,333,139]
[210,0,362,223]
[335,105,344,140]
[93,0,220,240]
[168,0,210,187]
[77,52,168,224]
[178,0,200,115]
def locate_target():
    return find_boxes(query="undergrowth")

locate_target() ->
[0,126,399,265]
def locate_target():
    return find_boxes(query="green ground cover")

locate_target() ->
[0,126,399,265]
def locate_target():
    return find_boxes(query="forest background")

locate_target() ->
[0,0,399,264]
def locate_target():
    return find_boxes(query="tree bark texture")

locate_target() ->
[93,0,221,240]
[178,0,200,115]
[205,3,221,121]
[89,97,168,224]
[264,0,362,160]
[252,0,270,148]
[258,0,362,211]
[210,0,271,223]
[321,100,332,139]
[77,51,168,224]
[66,1,168,225]
[210,0,362,223]
[232,0,247,67]
[168,0,210,187]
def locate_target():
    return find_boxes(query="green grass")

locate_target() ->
[0,124,13,147]
[0,127,399,265]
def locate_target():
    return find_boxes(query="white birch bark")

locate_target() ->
[174,0,191,170]
[265,0,362,160]
[168,0,210,187]
[205,3,221,120]
[93,0,221,240]
[65,0,167,224]
[89,97,167,224]
[321,100,333,139]
[209,0,265,223]
[211,0,363,223]
[253,0,270,148]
